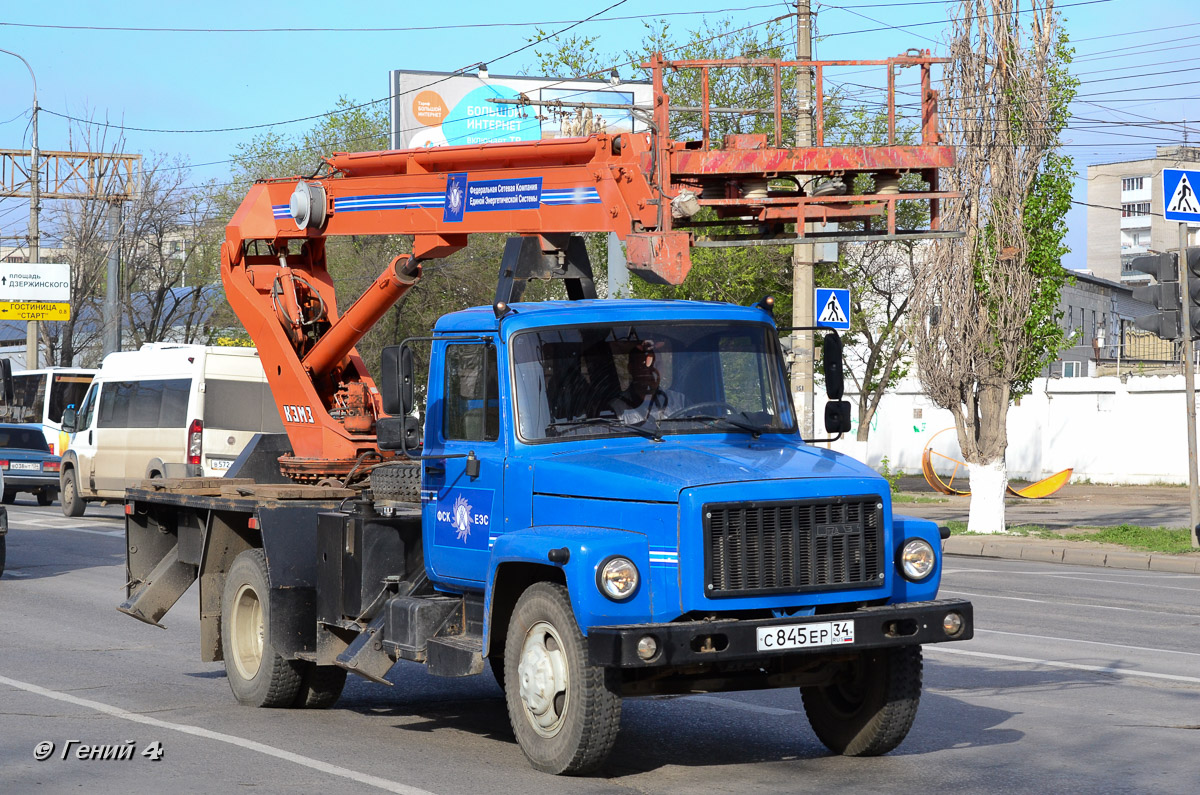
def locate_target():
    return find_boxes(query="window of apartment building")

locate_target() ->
[1122,202,1151,217]
[1121,176,1144,192]
[1061,361,1083,378]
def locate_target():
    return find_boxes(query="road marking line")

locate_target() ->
[926,646,1200,685]
[13,524,124,537]
[0,673,435,795]
[976,628,1200,658]
[685,695,799,716]
[939,589,1196,618]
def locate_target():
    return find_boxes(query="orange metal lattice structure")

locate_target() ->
[219,51,960,481]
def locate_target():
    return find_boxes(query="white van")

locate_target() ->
[59,344,284,516]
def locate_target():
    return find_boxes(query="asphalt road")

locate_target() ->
[2,500,1197,793]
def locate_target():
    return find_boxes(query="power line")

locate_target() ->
[818,0,1114,39]
[39,0,638,135]
[0,4,779,34]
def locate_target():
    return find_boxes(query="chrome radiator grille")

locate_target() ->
[704,497,884,597]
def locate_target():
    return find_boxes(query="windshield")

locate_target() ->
[511,321,794,442]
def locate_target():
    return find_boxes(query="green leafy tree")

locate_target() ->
[912,2,1078,533]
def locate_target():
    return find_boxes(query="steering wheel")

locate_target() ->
[666,401,739,420]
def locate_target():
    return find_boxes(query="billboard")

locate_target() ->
[389,70,653,151]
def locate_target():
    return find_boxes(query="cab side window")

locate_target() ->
[444,345,499,442]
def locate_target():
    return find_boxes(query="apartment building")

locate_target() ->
[1086,145,1200,285]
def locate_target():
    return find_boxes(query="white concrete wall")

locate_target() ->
[826,375,1194,485]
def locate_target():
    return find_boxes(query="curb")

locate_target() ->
[943,536,1200,574]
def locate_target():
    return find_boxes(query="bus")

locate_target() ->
[0,367,98,456]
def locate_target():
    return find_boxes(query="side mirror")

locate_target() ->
[400,345,415,416]
[375,415,423,452]
[380,344,416,417]
[0,358,12,405]
[62,406,77,433]
[824,400,852,434]
[822,332,845,400]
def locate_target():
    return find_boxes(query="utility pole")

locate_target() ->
[1,49,41,369]
[792,0,815,436]
[1179,222,1200,548]
[103,202,123,356]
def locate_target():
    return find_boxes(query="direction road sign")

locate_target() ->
[0,262,70,303]
[815,287,851,331]
[0,302,70,321]
[1164,169,1200,223]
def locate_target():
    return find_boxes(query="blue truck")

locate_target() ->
[120,295,973,775]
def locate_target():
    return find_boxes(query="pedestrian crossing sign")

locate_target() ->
[815,287,851,331]
[1163,169,1200,223]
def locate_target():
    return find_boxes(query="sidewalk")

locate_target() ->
[892,477,1200,573]
[942,533,1200,574]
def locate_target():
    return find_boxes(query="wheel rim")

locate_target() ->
[230,582,264,681]
[64,477,74,502]
[517,620,570,738]
[822,656,870,716]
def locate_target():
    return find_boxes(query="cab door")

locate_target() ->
[67,382,101,494]
[423,341,504,585]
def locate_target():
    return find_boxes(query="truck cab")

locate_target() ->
[415,299,934,620]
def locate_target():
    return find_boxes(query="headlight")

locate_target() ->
[900,538,936,581]
[597,556,639,601]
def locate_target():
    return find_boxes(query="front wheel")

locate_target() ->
[504,582,622,775]
[36,489,54,507]
[801,645,923,757]
[60,469,85,517]
[220,548,304,707]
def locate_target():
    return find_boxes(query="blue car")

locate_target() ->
[0,423,61,506]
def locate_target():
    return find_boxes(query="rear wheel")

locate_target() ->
[61,469,85,517]
[221,548,303,707]
[0,534,6,577]
[801,645,923,757]
[504,582,622,775]
[2,489,14,504]
[36,490,54,507]
[292,663,347,709]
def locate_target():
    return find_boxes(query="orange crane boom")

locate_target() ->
[218,51,960,482]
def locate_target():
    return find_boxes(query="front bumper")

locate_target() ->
[588,599,972,669]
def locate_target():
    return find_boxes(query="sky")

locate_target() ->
[1,0,1198,271]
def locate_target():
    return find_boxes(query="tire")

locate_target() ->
[2,489,14,505]
[0,534,6,578]
[801,645,923,757]
[292,663,347,709]
[61,469,85,518]
[220,548,304,707]
[370,463,421,502]
[504,582,622,775]
[489,655,505,694]
[37,490,54,507]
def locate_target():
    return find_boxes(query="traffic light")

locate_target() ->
[1131,252,1181,341]
[1186,247,1200,339]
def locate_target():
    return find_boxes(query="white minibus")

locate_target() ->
[60,344,284,516]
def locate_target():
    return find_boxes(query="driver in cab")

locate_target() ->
[608,339,683,425]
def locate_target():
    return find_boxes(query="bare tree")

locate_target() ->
[840,240,921,441]
[120,154,221,348]
[43,119,129,367]
[912,1,1075,532]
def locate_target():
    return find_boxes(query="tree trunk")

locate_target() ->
[966,459,1007,534]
